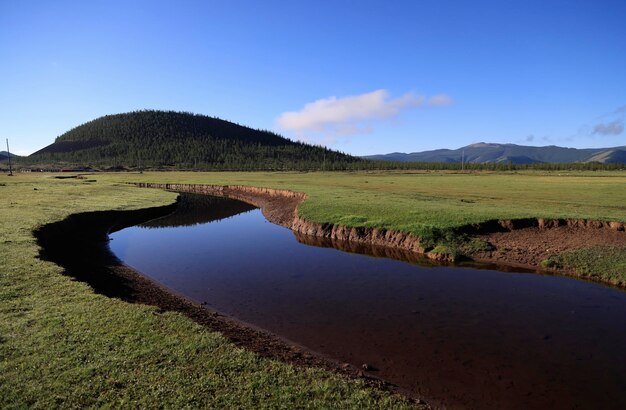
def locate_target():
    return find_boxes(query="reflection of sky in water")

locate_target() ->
[110,198,626,409]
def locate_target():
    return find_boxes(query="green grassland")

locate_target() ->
[2,170,626,408]
[106,169,626,282]
[543,246,626,286]
[106,170,626,232]
[0,175,413,409]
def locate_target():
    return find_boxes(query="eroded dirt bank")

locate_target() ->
[135,182,626,283]
[473,225,626,268]
[135,183,426,253]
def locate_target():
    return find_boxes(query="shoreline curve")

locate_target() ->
[134,182,626,288]
[33,193,425,407]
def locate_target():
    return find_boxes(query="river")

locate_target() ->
[109,194,626,409]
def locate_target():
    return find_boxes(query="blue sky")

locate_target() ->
[1,0,625,156]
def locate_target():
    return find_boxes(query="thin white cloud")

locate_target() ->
[563,104,626,143]
[592,119,624,136]
[276,89,450,144]
[277,89,422,132]
[614,105,626,114]
[335,124,374,136]
[427,94,453,106]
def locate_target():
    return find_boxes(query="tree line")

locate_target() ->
[20,110,626,172]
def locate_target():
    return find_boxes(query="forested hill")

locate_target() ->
[28,110,361,170]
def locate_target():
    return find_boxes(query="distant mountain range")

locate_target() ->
[364,143,626,164]
[0,151,19,160]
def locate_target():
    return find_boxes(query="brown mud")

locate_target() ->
[34,196,425,408]
[473,225,626,268]
[135,183,626,284]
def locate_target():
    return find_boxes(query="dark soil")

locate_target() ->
[474,226,626,270]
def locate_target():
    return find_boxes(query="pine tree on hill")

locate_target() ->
[28,110,361,170]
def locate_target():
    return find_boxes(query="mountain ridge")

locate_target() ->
[0,151,19,160]
[364,142,626,164]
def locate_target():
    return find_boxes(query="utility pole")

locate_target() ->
[323,150,326,172]
[6,139,13,176]
[461,149,465,172]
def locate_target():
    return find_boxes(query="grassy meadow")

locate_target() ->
[0,174,414,409]
[2,170,626,408]
[105,170,626,233]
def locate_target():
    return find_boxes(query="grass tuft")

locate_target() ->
[542,246,626,285]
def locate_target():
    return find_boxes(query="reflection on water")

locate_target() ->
[110,194,626,409]
[141,193,256,228]
[293,231,537,273]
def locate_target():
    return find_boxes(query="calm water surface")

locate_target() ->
[110,194,626,409]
